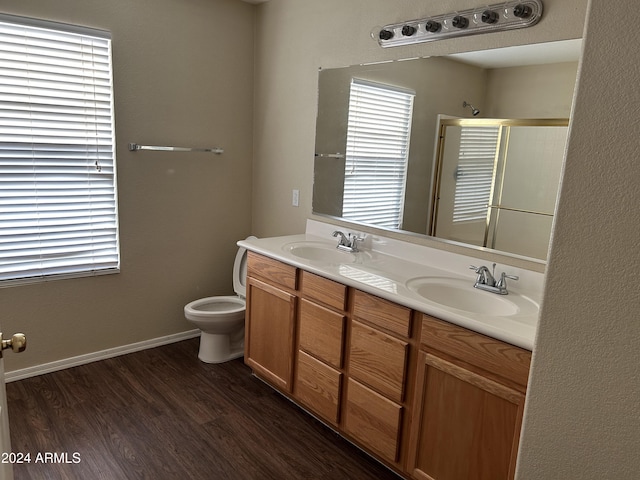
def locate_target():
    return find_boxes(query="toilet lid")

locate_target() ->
[233,236,256,298]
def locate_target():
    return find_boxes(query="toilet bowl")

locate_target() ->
[184,238,254,363]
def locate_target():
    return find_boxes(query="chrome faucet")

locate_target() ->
[469,263,518,295]
[332,230,363,253]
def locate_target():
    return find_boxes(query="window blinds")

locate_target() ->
[452,125,500,223]
[343,79,414,229]
[0,16,119,285]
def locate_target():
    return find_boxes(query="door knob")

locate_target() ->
[0,332,27,354]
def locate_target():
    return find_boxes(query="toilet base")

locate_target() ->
[197,331,244,364]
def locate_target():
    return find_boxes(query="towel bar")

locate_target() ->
[128,143,224,154]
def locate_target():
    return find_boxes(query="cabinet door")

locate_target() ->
[408,352,525,480]
[245,277,296,392]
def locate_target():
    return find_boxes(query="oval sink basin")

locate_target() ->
[406,276,538,316]
[283,241,364,264]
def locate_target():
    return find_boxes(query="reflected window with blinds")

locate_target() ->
[452,125,500,223]
[0,15,119,286]
[343,79,414,229]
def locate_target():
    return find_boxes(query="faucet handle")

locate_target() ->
[469,265,491,275]
[469,265,486,284]
[469,264,495,271]
[350,233,364,244]
[496,272,519,289]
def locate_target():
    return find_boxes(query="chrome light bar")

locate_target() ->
[375,0,543,48]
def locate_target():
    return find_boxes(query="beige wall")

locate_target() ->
[517,1,640,477]
[1,0,255,371]
[486,62,578,118]
[253,0,639,478]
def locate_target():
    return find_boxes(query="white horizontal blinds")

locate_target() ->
[452,125,500,222]
[0,17,119,285]
[343,78,414,229]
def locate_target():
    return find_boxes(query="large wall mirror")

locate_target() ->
[313,39,581,262]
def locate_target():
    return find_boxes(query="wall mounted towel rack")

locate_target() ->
[128,143,224,154]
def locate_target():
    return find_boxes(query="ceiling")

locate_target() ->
[449,38,582,68]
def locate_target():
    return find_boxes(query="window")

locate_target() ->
[0,15,119,286]
[343,78,414,229]
[452,125,500,222]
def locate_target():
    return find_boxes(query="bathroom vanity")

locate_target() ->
[239,221,540,480]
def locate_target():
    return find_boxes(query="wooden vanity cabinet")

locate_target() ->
[245,252,298,392]
[244,252,532,480]
[407,315,531,480]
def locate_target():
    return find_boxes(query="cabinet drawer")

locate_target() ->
[301,271,347,311]
[349,320,408,403]
[421,315,531,387]
[294,351,342,424]
[352,290,411,337]
[247,252,297,290]
[344,378,403,464]
[299,299,345,368]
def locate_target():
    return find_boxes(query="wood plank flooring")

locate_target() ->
[6,338,402,480]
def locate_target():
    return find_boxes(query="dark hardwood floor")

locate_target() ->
[6,338,402,480]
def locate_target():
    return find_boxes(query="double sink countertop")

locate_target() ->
[238,220,544,351]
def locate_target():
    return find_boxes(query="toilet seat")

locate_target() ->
[184,295,245,317]
[233,239,252,298]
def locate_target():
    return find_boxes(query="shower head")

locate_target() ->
[463,101,480,116]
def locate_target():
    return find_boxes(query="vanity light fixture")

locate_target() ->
[374,0,543,48]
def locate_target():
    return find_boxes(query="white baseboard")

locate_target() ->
[4,329,201,383]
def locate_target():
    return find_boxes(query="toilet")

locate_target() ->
[184,238,254,363]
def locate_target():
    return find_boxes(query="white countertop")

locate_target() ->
[238,220,542,350]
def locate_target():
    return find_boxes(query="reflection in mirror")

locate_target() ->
[313,39,581,262]
[432,118,568,260]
